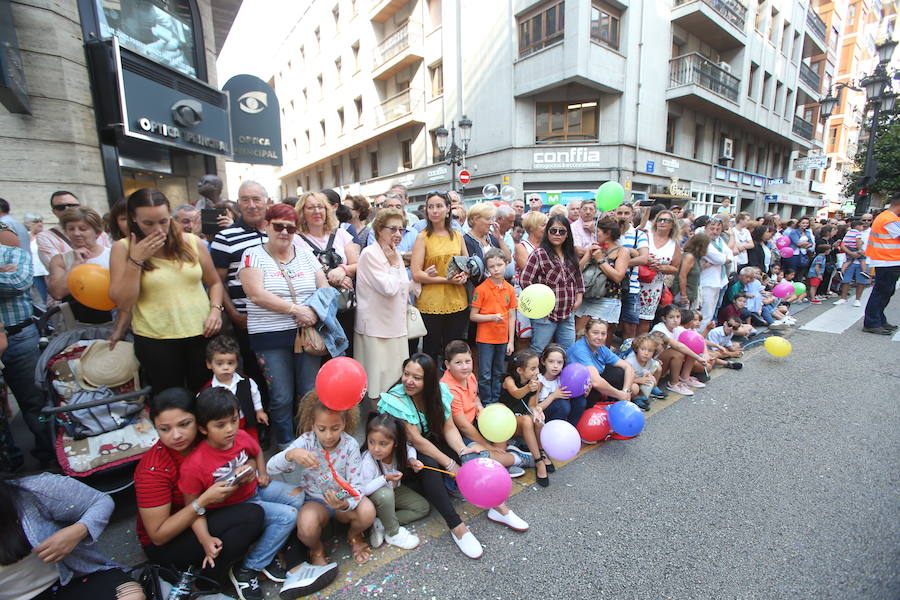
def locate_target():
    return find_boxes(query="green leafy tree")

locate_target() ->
[843,109,900,198]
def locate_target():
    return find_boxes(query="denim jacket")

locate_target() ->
[11,473,118,586]
[302,286,348,357]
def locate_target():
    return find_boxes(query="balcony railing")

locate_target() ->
[374,88,420,127]
[373,21,420,69]
[799,62,821,92]
[673,0,748,31]
[806,8,827,43]
[669,53,740,103]
[792,115,814,140]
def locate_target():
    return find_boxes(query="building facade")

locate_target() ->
[274,0,836,218]
[0,0,240,220]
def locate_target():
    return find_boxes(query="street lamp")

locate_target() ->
[436,115,473,192]
[820,39,898,215]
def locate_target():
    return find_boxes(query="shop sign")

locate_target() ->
[532,147,602,170]
[223,74,283,166]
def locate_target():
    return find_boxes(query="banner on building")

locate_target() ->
[223,75,283,166]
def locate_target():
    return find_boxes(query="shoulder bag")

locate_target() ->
[300,231,356,312]
[263,247,328,355]
[406,304,427,339]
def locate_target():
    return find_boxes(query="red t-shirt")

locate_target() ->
[178,429,261,509]
[134,440,188,547]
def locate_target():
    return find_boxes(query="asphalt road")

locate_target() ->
[12,297,900,599]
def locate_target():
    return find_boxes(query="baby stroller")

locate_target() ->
[36,326,154,493]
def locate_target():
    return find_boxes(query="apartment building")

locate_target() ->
[274,0,835,218]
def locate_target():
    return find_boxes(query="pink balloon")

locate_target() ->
[456,458,512,508]
[779,246,794,258]
[677,329,706,355]
[772,281,794,298]
[775,236,790,248]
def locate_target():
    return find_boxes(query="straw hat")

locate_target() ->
[77,340,140,390]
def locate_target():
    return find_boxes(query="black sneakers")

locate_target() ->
[262,557,287,583]
[230,567,263,600]
[724,361,743,370]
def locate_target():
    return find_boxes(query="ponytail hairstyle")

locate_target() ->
[0,476,31,565]
[126,188,196,270]
[363,412,411,476]
[507,348,539,379]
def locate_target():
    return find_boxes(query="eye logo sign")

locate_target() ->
[170,99,203,127]
[237,91,268,114]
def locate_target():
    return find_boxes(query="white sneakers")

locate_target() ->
[853,299,862,307]
[451,530,484,559]
[369,517,385,549]
[384,526,420,549]
[833,298,847,305]
[279,562,339,600]
[684,376,706,388]
[666,382,694,396]
[487,508,529,532]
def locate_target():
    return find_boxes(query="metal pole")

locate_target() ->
[449,120,457,192]
[859,101,880,215]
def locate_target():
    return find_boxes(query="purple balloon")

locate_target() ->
[559,363,590,397]
[775,236,790,248]
[779,246,794,258]
[677,329,706,355]
[540,419,581,461]
[772,281,794,298]
[456,458,512,509]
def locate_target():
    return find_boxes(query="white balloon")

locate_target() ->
[482,184,498,199]
[500,185,516,202]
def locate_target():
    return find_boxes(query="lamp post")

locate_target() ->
[820,39,898,215]
[435,115,473,192]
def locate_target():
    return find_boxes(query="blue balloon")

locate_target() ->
[607,400,645,437]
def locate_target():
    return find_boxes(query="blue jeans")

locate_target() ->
[1,324,53,461]
[864,265,900,329]
[544,395,588,427]
[256,347,320,447]
[530,315,575,353]
[476,342,506,405]
[243,480,305,571]
[620,291,640,325]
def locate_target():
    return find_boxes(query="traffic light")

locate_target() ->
[858,187,867,198]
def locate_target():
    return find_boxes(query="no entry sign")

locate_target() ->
[458,169,471,185]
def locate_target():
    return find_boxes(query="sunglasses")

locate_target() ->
[271,222,297,234]
[426,190,448,199]
[548,228,568,235]
[657,217,673,223]
[53,203,79,211]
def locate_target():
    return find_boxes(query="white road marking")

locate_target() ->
[800,288,872,334]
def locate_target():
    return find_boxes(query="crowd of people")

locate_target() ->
[0,181,898,600]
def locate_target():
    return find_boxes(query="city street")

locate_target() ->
[81,295,900,599]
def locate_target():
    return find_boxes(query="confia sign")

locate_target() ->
[223,75,283,166]
[532,147,602,170]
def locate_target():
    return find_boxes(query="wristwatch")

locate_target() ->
[191,500,206,516]
[211,304,225,312]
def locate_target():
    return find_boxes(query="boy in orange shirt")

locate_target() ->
[469,248,517,405]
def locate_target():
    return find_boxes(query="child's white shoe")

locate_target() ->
[369,518,384,549]
[487,508,529,531]
[384,526,419,549]
[451,530,483,559]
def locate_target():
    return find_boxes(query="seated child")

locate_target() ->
[203,335,268,443]
[469,248,517,405]
[267,393,375,568]
[651,305,708,397]
[361,413,429,550]
[623,335,663,410]
[705,319,744,370]
[179,388,304,600]
[442,341,533,480]
[536,344,579,426]
[782,268,807,303]
[715,295,755,335]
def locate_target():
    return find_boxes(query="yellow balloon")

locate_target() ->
[764,336,792,357]
[477,404,517,443]
[519,284,556,319]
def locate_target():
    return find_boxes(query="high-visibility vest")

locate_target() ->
[865,209,900,261]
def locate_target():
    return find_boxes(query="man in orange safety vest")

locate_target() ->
[862,193,900,334]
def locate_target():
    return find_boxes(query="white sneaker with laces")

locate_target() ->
[279,562,339,600]
[852,299,862,307]
[667,382,694,396]
[833,298,847,305]
[384,526,420,549]
[487,508,529,531]
[685,376,706,388]
[451,530,483,559]
[369,517,384,548]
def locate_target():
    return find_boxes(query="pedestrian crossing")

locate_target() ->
[800,289,872,334]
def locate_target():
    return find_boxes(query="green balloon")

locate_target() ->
[792,282,806,295]
[595,181,625,211]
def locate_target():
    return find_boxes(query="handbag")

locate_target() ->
[637,264,657,283]
[406,304,427,339]
[581,259,609,299]
[300,232,356,313]
[659,286,674,307]
[263,246,329,356]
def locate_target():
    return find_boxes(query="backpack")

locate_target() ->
[582,260,609,299]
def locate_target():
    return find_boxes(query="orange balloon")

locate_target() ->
[67,264,115,311]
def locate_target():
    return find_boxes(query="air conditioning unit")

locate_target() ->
[720,137,735,160]
[719,61,731,73]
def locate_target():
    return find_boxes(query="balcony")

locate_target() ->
[792,115,814,140]
[806,8,827,44]
[372,21,424,80]
[370,0,409,23]
[668,53,740,103]
[672,0,748,50]
[798,62,821,94]
[374,88,424,129]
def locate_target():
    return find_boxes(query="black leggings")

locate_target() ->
[33,569,139,600]
[143,503,265,586]
[421,309,469,364]
[133,334,211,395]
[586,365,626,405]
[410,438,462,530]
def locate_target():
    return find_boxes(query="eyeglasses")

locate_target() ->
[52,203,79,211]
[547,228,568,235]
[305,205,326,212]
[657,217,673,223]
[271,222,297,234]
[383,226,404,233]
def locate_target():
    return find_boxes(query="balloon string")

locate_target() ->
[419,465,456,477]
[521,399,544,424]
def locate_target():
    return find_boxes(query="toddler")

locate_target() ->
[623,335,663,410]
[203,335,268,442]
[807,244,830,304]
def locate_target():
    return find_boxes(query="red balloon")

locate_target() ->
[576,406,612,443]
[315,357,367,411]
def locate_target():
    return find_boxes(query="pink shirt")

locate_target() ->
[570,219,595,249]
[354,242,410,338]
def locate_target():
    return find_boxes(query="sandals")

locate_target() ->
[348,536,371,564]
[539,450,556,474]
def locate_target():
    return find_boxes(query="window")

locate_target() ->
[772,152,781,177]
[302,87,308,103]
[693,124,704,160]
[314,27,321,49]
[591,3,621,50]
[774,81,784,115]
[828,127,839,150]
[781,23,790,54]
[317,170,324,188]
[792,32,801,62]
[300,45,305,61]
[351,0,358,16]
[350,156,360,182]
[847,4,856,26]
[665,115,677,154]
[518,1,565,57]
[317,74,323,97]
[333,4,340,26]
[429,62,444,97]
[354,96,363,126]
[754,0,765,32]
[401,140,413,170]
[305,175,311,191]
[304,129,310,151]
[535,101,599,144]
[761,72,772,107]
[748,63,758,99]
[291,138,297,155]
[320,119,326,144]
[335,57,342,84]
[430,129,442,163]
[352,42,360,72]
[785,89,794,117]
[370,151,379,178]
[337,108,344,134]
[768,7,778,43]
[757,147,766,174]
[332,163,341,186]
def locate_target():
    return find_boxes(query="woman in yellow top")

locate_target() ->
[411,191,469,362]
[109,188,224,394]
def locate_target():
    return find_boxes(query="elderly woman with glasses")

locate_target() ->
[637,210,682,334]
[519,215,584,352]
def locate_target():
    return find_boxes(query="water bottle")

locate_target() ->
[167,566,196,600]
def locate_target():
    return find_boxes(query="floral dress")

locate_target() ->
[638,237,677,320]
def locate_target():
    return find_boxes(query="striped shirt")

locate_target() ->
[238,245,321,335]
[210,220,268,313]
[621,226,649,295]
[0,245,34,328]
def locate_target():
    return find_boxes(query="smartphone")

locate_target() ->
[201,208,226,236]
